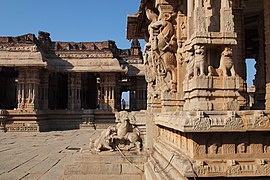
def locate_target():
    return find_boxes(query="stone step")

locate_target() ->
[77,151,147,163]
[63,174,145,180]
[64,151,147,176]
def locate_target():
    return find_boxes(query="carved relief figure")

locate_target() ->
[143,8,159,100]
[237,142,247,153]
[208,143,219,155]
[194,45,206,76]
[143,8,158,64]
[151,9,177,91]
[185,51,195,80]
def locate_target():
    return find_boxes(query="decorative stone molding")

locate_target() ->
[155,110,270,132]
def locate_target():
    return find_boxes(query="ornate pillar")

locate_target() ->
[220,0,234,33]
[100,74,117,112]
[68,73,81,110]
[254,16,266,109]
[265,0,270,110]
[232,0,247,107]
[39,71,49,110]
[17,67,40,112]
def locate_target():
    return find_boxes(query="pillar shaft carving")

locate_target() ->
[17,67,40,112]
[39,71,49,110]
[254,17,266,109]
[232,4,247,107]
[99,74,117,112]
[68,73,81,110]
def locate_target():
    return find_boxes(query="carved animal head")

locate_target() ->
[194,45,204,55]
[221,47,233,58]
[145,8,158,22]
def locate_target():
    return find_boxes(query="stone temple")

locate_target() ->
[1,0,270,179]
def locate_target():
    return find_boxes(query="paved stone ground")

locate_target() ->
[0,129,100,180]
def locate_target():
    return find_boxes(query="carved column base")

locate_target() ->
[184,76,240,111]
[161,92,184,113]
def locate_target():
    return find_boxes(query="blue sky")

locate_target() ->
[0,1,140,49]
[0,0,255,86]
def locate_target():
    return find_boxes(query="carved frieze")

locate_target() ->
[224,111,244,130]
[193,111,211,130]
[0,45,38,52]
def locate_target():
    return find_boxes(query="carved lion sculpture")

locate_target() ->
[218,47,235,77]
[194,45,206,76]
[208,47,236,77]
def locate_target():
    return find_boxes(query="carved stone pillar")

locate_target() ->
[232,1,247,107]
[39,71,49,110]
[17,67,40,112]
[68,73,81,110]
[254,17,266,109]
[265,0,270,110]
[220,0,234,33]
[100,74,117,112]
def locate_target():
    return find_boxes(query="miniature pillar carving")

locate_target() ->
[39,72,49,110]
[68,73,81,110]
[100,74,117,111]
[17,67,40,112]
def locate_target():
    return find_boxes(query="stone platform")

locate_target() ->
[0,129,100,180]
[0,129,147,180]
[64,150,147,180]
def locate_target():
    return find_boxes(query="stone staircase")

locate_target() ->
[63,150,147,180]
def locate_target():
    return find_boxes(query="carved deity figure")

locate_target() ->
[194,45,206,76]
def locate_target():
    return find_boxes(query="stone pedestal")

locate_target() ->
[184,76,240,111]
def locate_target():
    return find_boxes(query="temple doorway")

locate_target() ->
[121,91,130,110]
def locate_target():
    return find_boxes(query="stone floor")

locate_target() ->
[0,129,100,180]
